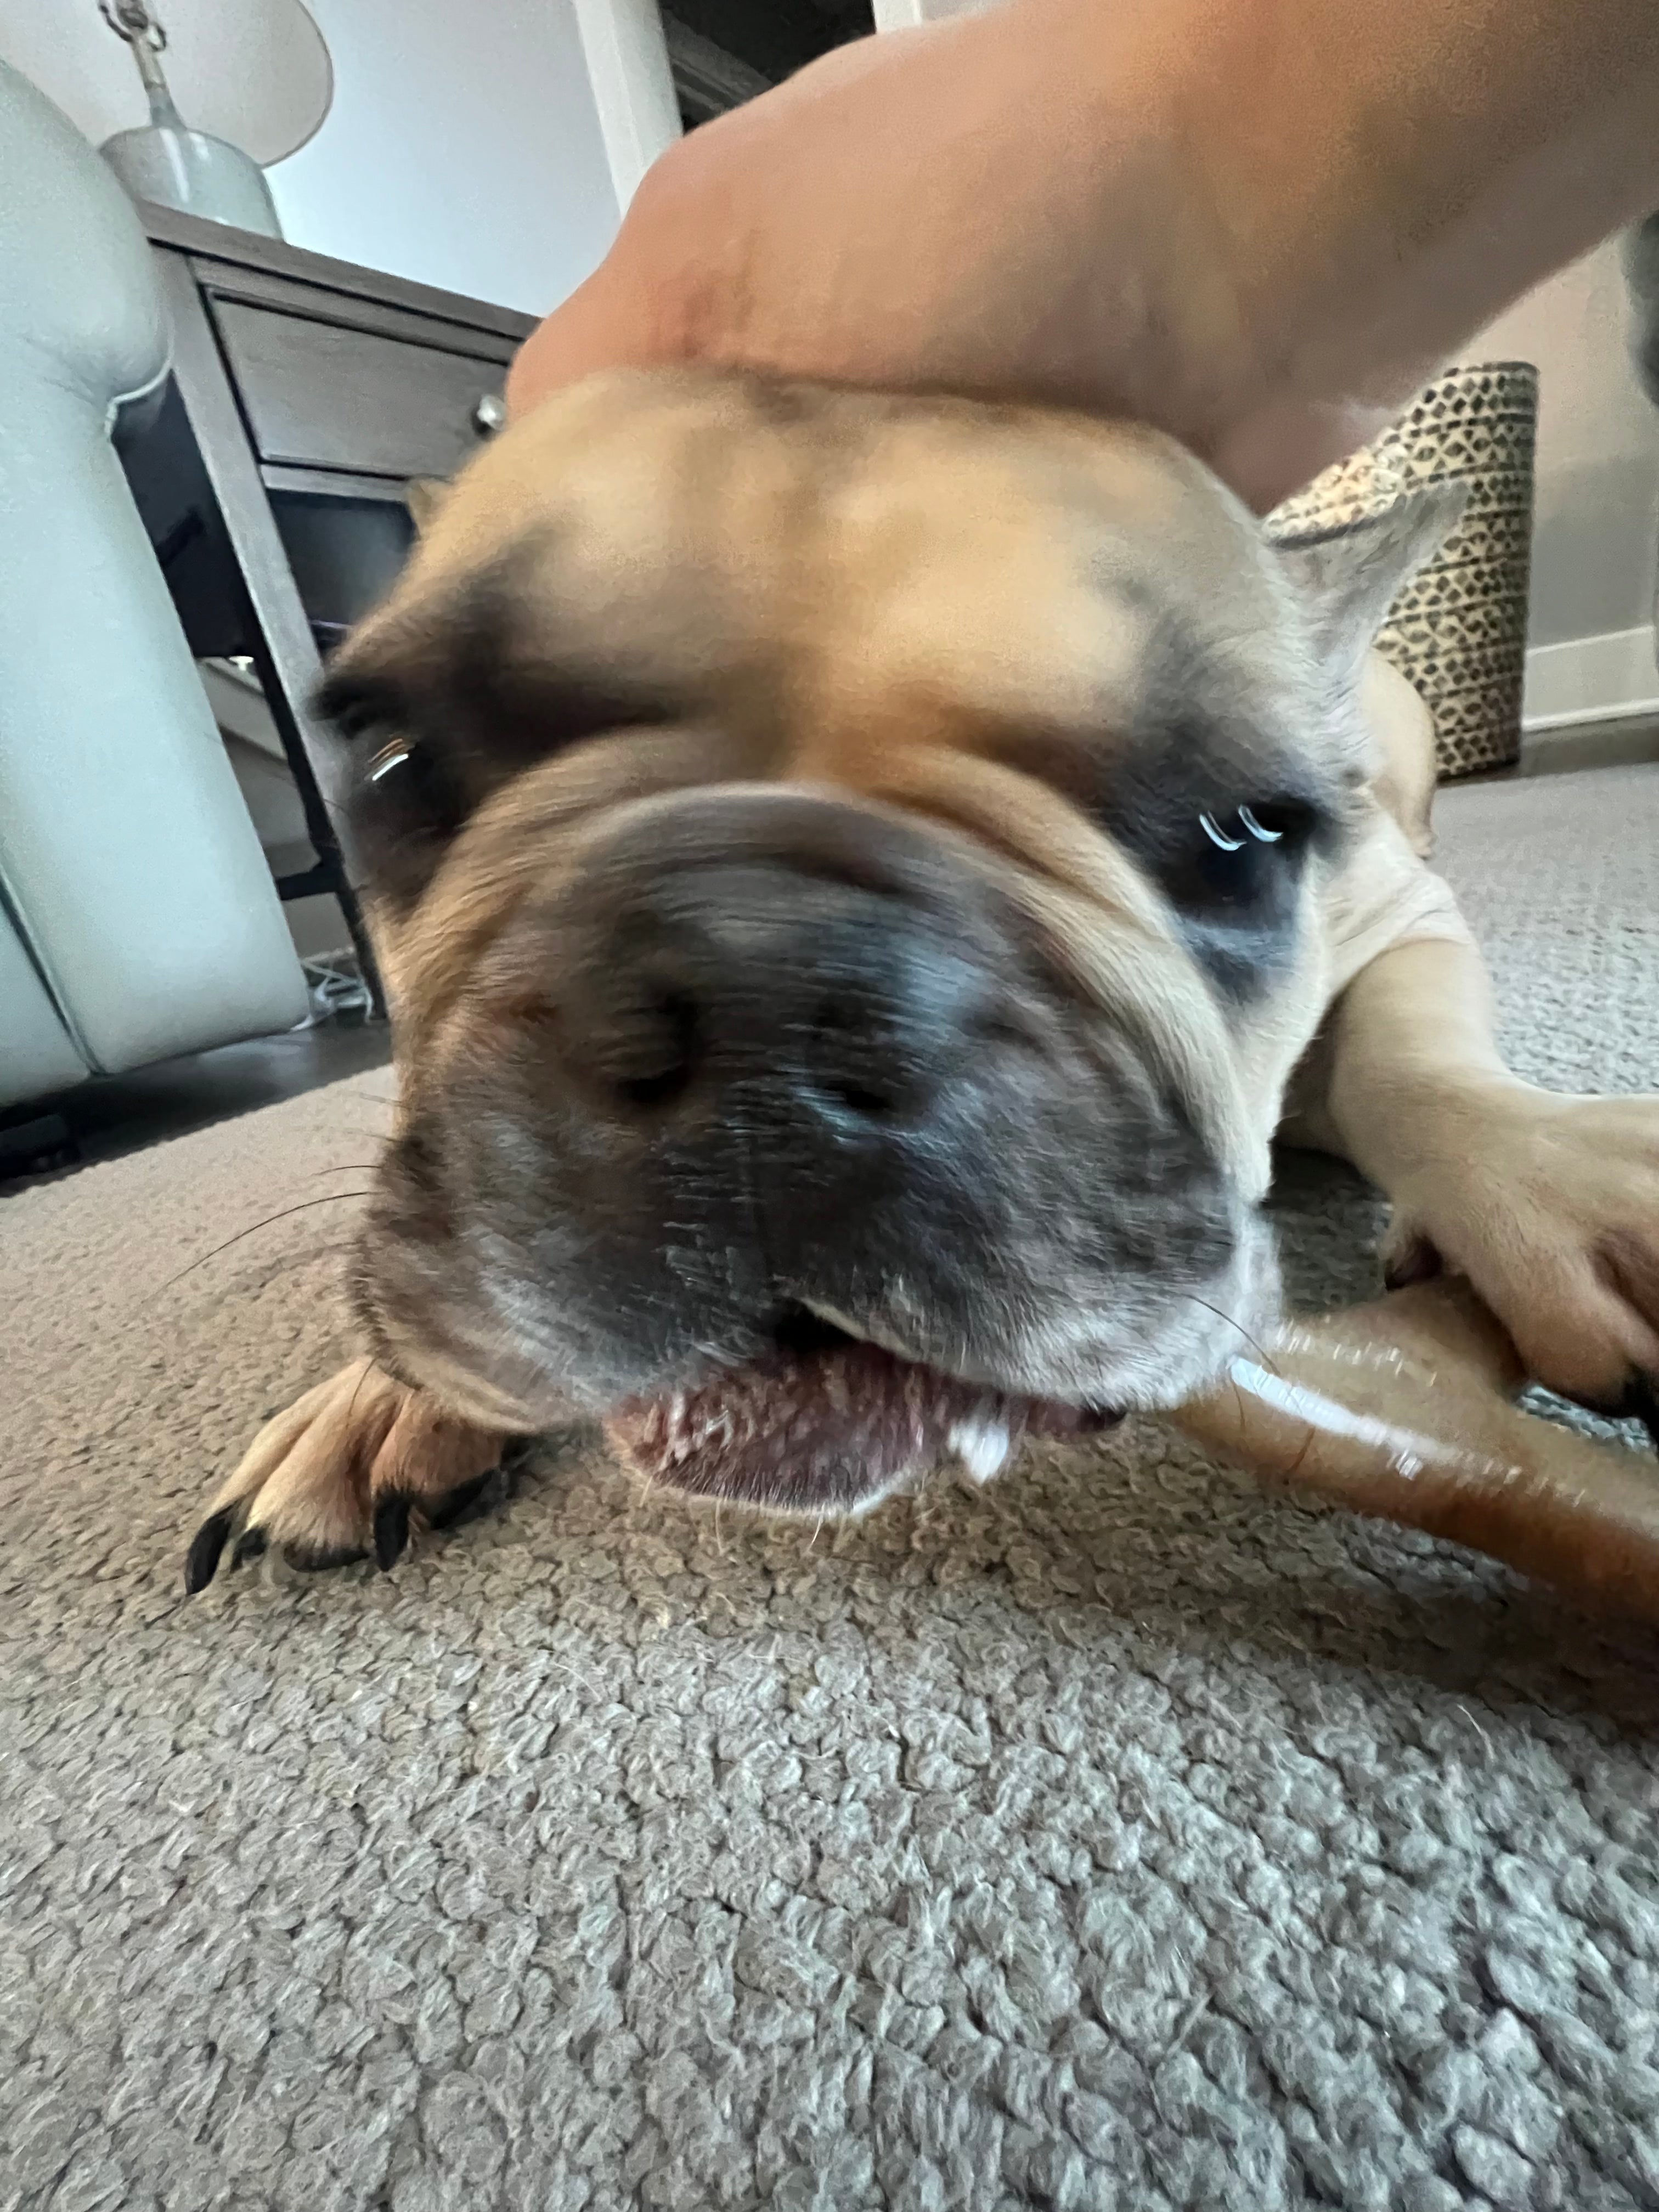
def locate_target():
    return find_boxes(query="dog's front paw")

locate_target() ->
[1382,1090,1659,1431]
[185,1361,510,1591]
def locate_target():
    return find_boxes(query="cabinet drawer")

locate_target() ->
[210,298,507,482]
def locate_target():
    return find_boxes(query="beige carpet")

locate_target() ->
[4,764,1659,2212]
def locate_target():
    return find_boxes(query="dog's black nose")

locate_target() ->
[563,856,998,1127]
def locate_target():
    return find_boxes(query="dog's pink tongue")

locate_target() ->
[604,1341,1099,1511]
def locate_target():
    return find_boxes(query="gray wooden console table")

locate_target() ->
[122,205,537,1007]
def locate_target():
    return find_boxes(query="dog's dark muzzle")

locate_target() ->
[370,783,1251,1425]
[549,788,1022,1142]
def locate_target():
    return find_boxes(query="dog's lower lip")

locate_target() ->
[601,1301,1124,1512]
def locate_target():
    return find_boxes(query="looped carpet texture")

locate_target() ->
[3,765,1658,2211]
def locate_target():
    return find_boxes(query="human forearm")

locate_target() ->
[1133,0,1659,499]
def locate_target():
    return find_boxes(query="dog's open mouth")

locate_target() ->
[602,1304,1122,1514]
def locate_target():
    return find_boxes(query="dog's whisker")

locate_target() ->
[7,1216,369,1439]
[1180,1293,1282,1378]
[163,1194,376,1293]
[343,1356,382,1440]
[235,1239,363,1298]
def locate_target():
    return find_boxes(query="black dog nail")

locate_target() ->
[374,1493,413,1571]
[184,1509,234,1594]
[427,1470,496,1530]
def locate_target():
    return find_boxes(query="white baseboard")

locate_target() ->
[1522,625,1659,732]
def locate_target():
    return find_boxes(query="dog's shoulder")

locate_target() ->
[1316,652,1472,1002]
[1357,651,1439,860]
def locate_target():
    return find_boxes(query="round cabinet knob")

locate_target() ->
[472,391,507,436]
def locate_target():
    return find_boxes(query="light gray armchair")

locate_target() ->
[0,61,307,1115]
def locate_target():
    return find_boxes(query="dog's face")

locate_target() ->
[321,370,1453,1503]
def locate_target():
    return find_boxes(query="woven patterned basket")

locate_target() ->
[1269,363,1539,778]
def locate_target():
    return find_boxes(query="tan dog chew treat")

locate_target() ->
[605,1339,1107,1515]
[1175,1277,1659,1618]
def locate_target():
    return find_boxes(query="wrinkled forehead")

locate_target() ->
[339,369,1307,742]
[329,375,1334,1183]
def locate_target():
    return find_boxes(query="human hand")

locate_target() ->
[506,0,1659,512]
[506,1,1396,511]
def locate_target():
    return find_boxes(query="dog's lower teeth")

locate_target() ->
[947,1413,1012,1485]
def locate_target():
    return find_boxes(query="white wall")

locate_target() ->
[267,0,621,316]
[0,0,625,320]
[1471,242,1659,728]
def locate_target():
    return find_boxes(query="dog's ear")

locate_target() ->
[405,477,453,537]
[1274,482,1468,672]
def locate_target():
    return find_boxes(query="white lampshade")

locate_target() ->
[0,0,332,167]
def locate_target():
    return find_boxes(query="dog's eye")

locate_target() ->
[345,733,470,913]
[365,739,416,787]
[357,735,463,832]
[1197,800,1314,855]
[1167,795,1320,926]
[1087,764,1335,997]
[340,729,469,912]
